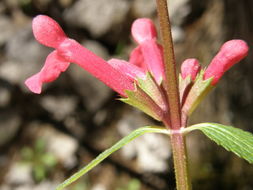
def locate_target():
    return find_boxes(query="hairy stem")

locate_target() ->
[156,0,181,130]
[170,132,192,190]
[156,0,191,189]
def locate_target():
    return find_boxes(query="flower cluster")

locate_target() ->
[26,15,248,127]
[179,40,248,122]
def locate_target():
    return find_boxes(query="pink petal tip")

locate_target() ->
[25,51,70,94]
[181,58,201,80]
[25,74,42,94]
[131,18,157,44]
[32,15,67,48]
[204,40,249,85]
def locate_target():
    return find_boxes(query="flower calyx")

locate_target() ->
[121,73,169,122]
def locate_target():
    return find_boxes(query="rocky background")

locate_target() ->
[0,0,253,190]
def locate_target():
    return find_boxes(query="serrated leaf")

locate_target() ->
[56,126,169,190]
[184,123,253,164]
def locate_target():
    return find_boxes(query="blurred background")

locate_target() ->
[0,0,253,189]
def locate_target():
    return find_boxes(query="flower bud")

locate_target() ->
[181,58,201,80]
[131,18,157,44]
[204,40,249,85]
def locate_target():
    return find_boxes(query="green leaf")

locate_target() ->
[56,126,169,190]
[184,123,253,164]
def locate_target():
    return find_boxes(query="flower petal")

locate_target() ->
[57,38,135,96]
[32,15,67,48]
[204,40,248,85]
[181,58,201,80]
[140,40,165,83]
[129,46,147,71]
[108,58,146,80]
[25,50,70,94]
[131,18,157,44]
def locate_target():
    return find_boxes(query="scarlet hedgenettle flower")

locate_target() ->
[26,15,137,96]
[25,15,169,121]
[204,40,249,85]
[130,18,165,84]
[25,15,249,125]
[180,40,249,120]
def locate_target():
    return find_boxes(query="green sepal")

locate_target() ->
[181,70,213,116]
[120,73,169,121]
[179,74,192,104]
[184,123,253,164]
[137,72,167,111]
[120,83,164,121]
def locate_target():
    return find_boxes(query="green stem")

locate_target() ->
[156,0,181,130]
[170,132,191,190]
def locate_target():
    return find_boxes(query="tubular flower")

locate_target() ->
[180,40,249,121]
[25,15,169,122]
[204,40,249,85]
[130,18,165,84]
[26,15,136,96]
[25,15,249,126]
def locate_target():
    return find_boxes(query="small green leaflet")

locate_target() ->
[56,126,169,190]
[184,123,253,164]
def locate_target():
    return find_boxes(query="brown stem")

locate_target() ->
[156,1,192,190]
[156,0,181,130]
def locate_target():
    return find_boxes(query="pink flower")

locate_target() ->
[26,15,145,96]
[25,15,166,98]
[25,50,69,94]
[130,18,165,84]
[25,15,170,121]
[181,58,201,80]
[204,40,249,85]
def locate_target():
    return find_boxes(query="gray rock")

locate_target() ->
[64,0,130,37]
[32,181,58,190]
[168,0,190,26]
[5,163,33,185]
[168,0,190,43]
[131,0,157,17]
[1,24,50,90]
[83,40,109,60]
[0,2,6,14]
[68,64,112,112]
[58,0,73,8]
[0,111,21,147]
[0,16,15,46]
[117,110,171,172]
[0,87,11,107]
[36,125,78,168]
[40,95,77,120]
[6,25,50,63]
